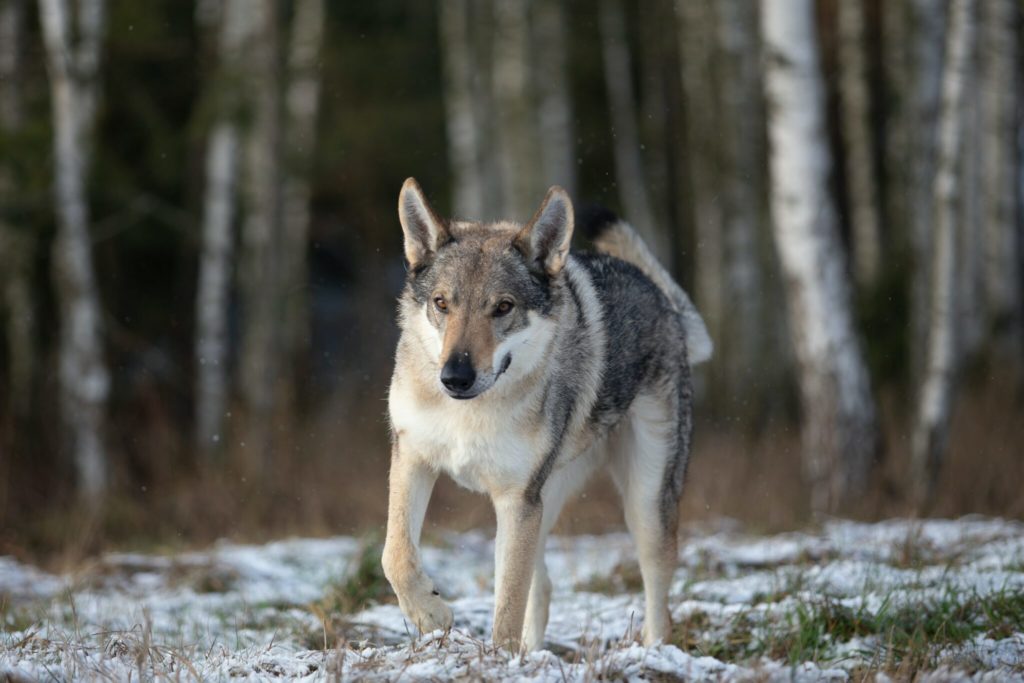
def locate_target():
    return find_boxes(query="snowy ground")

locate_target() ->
[2,517,1023,681]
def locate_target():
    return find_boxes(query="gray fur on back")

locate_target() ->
[586,214,714,365]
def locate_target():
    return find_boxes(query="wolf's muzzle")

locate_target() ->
[441,353,477,398]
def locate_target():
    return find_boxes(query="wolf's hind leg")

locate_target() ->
[522,553,552,652]
[611,386,691,646]
[382,443,452,634]
[521,458,591,651]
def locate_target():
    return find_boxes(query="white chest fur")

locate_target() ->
[389,381,546,495]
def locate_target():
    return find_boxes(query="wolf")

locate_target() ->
[382,178,713,651]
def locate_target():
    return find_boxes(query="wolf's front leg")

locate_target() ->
[492,495,543,651]
[381,444,452,634]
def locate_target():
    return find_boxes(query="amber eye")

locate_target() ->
[434,296,448,313]
[495,300,514,317]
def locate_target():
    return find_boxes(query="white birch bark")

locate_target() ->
[912,0,975,507]
[678,0,724,347]
[195,124,238,455]
[761,0,879,513]
[980,0,1021,344]
[837,0,883,288]
[492,0,540,219]
[713,0,767,417]
[39,0,110,503]
[1,0,35,421]
[440,0,485,219]
[281,0,324,372]
[238,0,284,467]
[599,0,661,256]
[194,0,258,456]
[532,0,575,198]
[472,4,502,219]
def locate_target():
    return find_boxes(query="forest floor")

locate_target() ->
[1,517,1023,681]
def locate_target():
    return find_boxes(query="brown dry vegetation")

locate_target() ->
[1,370,1021,568]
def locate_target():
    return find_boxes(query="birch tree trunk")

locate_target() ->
[1,0,35,422]
[492,0,540,219]
[959,57,985,359]
[239,0,285,470]
[440,0,485,219]
[911,0,975,508]
[678,0,724,353]
[281,0,324,381]
[532,0,575,198]
[712,0,769,420]
[39,0,110,503]
[194,0,259,457]
[762,0,879,513]
[837,0,883,288]
[908,0,948,386]
[980,0,1021,347]
[599,0,661,256]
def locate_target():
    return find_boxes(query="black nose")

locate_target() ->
[441,354,476,393]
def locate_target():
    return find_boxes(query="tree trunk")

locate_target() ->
[532,0,575,198]
[678,0,724,352]
[837,0,883,288]
[0,0,23,127]
[761,0,879,513]
[195,122,238,456]
[881,0,910,256]
[911,0,975,508]
[281,0,324,386]
[980,0,1021,348]
[959,53,984,359]
[598,0,661,255]
[907,0,948,386]
[637,1,671,245]
[711,0,769,422]
[440,0,486,219]
[492,0,540,219]
[39,0,110,504]
[238,0,285,470]
[1,234,34,421]
[194,0,259,458]
[1,0,35,422]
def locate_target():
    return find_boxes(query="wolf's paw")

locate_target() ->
[405,592,454,634]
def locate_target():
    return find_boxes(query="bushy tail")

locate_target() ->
[581,207,713,365]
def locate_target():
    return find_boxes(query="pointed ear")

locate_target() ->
[515,186,574,277]
[398,177,450,268]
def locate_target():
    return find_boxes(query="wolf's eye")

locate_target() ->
[495,300,514,317]
[434,296,448,313]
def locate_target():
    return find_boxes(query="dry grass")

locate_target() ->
[2,374,1021,566]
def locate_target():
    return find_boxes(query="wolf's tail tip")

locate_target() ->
[577,204,620,241]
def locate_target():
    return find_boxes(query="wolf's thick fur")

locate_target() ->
[383,179,712,651]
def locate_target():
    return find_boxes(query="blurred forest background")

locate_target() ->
[1,0,1022,560]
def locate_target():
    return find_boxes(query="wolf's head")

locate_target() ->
[397,178,573,400]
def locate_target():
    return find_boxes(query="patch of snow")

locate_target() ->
[1,517,1021,680]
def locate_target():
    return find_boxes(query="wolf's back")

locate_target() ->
[581,207,713,365]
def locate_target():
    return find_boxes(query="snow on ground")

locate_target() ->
[1,517,1023,680]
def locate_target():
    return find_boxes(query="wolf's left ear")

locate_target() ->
[516,186,574,277]
[398,177,450,268]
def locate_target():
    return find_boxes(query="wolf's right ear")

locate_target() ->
[398,178,450,268]
[516,186,574,277]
